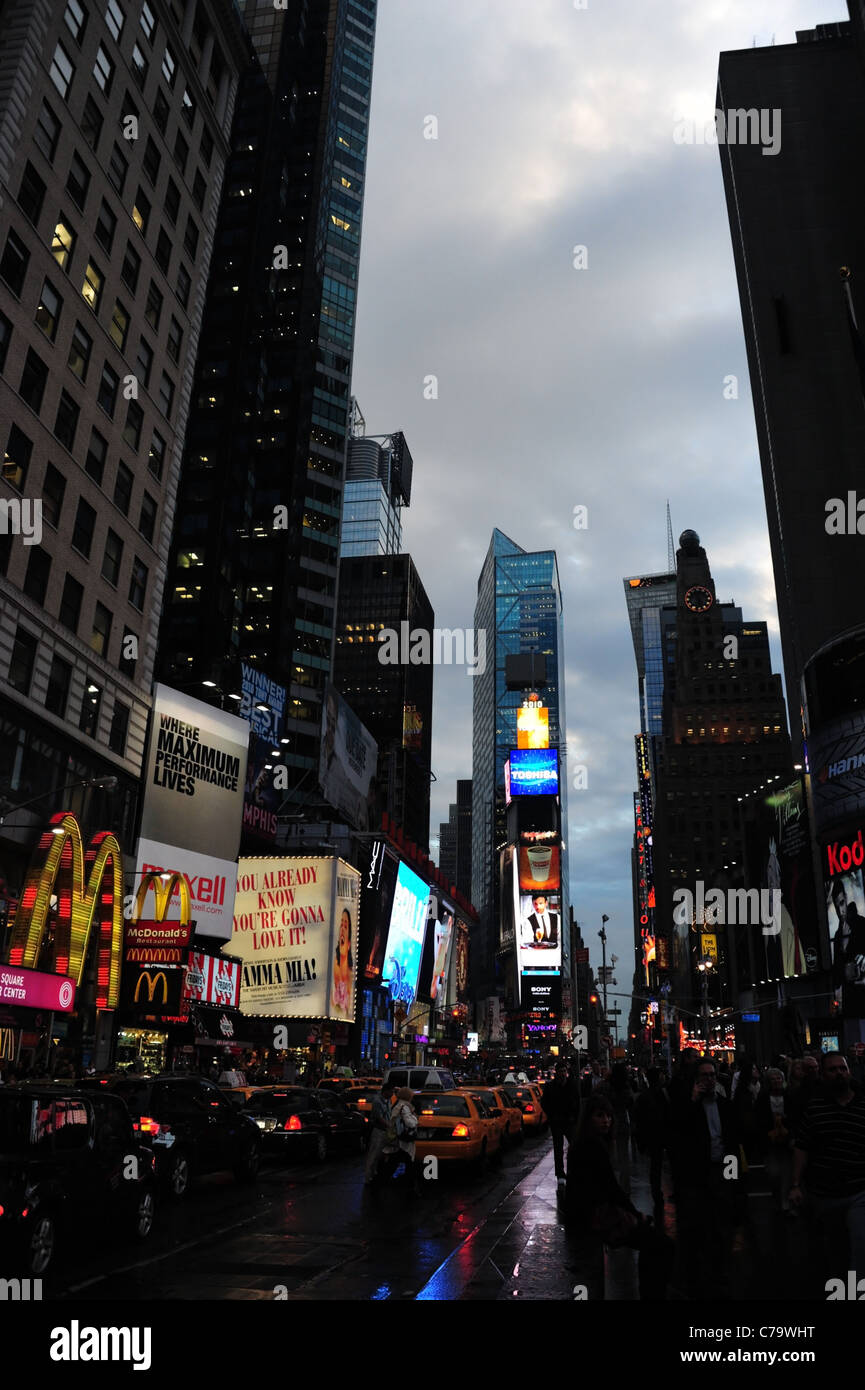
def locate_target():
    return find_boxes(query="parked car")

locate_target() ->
[107,1074,261,1197]
[411,1090,502,1170]
[0,1085,156,1277]
[317,1076,381,1095]
[460,1085,524,1144]
[241,1087,368,1162]
[512,1085,547,1132]
[384,1066,456,1092]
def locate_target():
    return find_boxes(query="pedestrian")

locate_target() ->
[565,1094,673,1299]
[608,1062,636,1163]
[730,1056,761,1161]
[669,1055,740,1297]
[364,1081,396,1186]
[754,1067,793,1212]
[581,1059,605,1098]
[790,1050,865,1282]
[634,1067,672,1215]
[787,1053,820,1132]
[382,1087,419,1194]
[541,1061,581,1191]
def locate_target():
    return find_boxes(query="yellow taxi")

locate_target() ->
[412,1091,503,1168]
[458,1086,523,1146]
[221,1084,279,1108]
[511,1084,547,1132]
[317,1076,381,1095]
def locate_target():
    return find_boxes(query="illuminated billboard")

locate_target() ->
[517,843,560,893]
[227,857,360,1020]
[319,683,378,830]
[508,748,558,798]
[381,860,429,1010]
[517,703,549,749]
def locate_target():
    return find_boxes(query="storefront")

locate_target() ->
[115,1026,168,1074]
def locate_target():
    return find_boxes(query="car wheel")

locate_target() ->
[234,1142,261,1183]
[133,1186,156,1241]
[167,1150,191,1199]
[314,1132,328,1163]
[26,1212,56,1276]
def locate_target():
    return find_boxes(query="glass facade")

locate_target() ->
[472,530,570,997]
[340,479,402,557]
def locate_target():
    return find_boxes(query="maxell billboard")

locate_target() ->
[135,685,249,941]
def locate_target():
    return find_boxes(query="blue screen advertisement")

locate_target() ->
[382,860,430,1008]
[508,748,559,797]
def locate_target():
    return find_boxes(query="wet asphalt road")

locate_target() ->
[48,1130,554,1302]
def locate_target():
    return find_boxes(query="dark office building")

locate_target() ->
[718,5,865,751]
[331,553,434,852]
[651,531,792,1041]
[157,0,378,792]
[438,778,472,899]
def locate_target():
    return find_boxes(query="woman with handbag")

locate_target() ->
[382,1087,420,1194]
[565,1094,673,1299]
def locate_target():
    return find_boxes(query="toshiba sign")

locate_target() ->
[826,830,865,875]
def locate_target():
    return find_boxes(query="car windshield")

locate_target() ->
[318,1080,346,1091]
[515,1088,535,1101]
[0,1094,35,1151]
[415,1095,471,1118]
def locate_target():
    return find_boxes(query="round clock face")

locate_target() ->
[684,584,713,613]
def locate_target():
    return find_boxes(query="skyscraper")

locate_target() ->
[471,529,570,1005]
[157,0,378,792]
[339,419,412,559]
[438,778,473,900]
[0,0,246,861]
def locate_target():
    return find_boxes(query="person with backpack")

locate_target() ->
[364,1080,396,1186]
[382,1087,420,1194]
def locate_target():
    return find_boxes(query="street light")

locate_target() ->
[696,956,714,1056]
[599,914,610,1063]
[0,776,118,826]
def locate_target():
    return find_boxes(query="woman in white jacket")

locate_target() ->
[383,1087,419,1192]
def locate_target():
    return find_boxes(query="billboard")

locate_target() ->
[429,898,456,1007]
[824,845,865,1019]
[243,732,282,843]
[121,964,184,1013]
[524,975,560,1017]
[239,662,286,742]
[0,964,75,1012]
[362,842,400,983]
[517,703,549,749]
[454,920,469,1002]
[227,857,360,1020]
[742,779,821,985]
[381,860,429,1009]
[319,683,378,830]
[517,843,560,893]
[136,685,249,940]
[508,748,558,798]
[182,951,241,1008]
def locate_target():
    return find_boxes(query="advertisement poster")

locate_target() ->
[381,859,429,1009]
[517,703,549,749]
[429,900,455,1007]
[227,857,360,1020]
[518,890,562,973]
[319,683,378,830]
[825,862,865,1019]
[363,842,399,982]
[135,685,249,940]
[508,748,558,798]
[454,920,469,1002]
[182,951,241,1008]
[243,731,282,842]
[742,779,821,985]
[517,843,560,893]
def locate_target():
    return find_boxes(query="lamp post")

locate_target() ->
[696,956,714,1057]
[599,914,609,1065]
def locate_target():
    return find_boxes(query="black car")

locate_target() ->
[0,1085,156,1277]
[241,1087,368,1162]
[107,1074,261,1198]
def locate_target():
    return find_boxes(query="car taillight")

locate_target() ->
[452,1123,469,1138]
[137,1116,169,1135]
[283,1115,302,1131]
[524,1104,535,1113]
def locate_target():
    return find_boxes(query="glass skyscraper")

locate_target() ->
[471,529,570,1001]
[339,428,413,558]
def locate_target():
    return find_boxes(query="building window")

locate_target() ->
[132,340,152,392]
[50,43,75,100]
[148,429,166,480]
[81,258,103,312]
[155,227,172,275]
[97,361,120,417]
[105,0,125,41]
[35,280,62,341]
[153,88,169,134]
[109,300,129,352]
[53,391,79,451]
[113,461,133,515]
[45,654,72,718]
[144,280,163,329]
[162,46,176,88]
[51,218,76,273]
[192,169,206,210]
[123,399,144,451]
[108,700,130,755]
[72,497,96,557]
[59,574,83,632]
[140,1,156,42]
[183,216,199,260]
[176,263,191,308]
[131,42,148,87]
[200,126,214,168]
[42,463,66,528]
[79,682,102,739]
[120,241,141,293]
[181,87,196,128]
[0,229,30,296]
[164,177,180,226]
[19,348,48,412]
[0,311,10,374]
[5,426,32,491]
[158,371,175,419]
[81,95,103,151]
[129,556,148,610]
[93,45,114,96]
[84,427,107,484]
[173,129,189,175]
[8,627,38,695]
[143,135,161,185]
[138,490,157,543]
[132,186,151,235]
[95,199,117,253]
[18,161,47,223]
[101,528,123,586]
[65,150,90,210]
[23,545,51,604]
[64,0,87,43]
[108,143,128,194]
[34,101,61,163]
[166,315,183,364]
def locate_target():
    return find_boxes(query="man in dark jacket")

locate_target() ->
[542,1061,581,1189]
[634,1067,672,1213]
[670,1057,740,1296]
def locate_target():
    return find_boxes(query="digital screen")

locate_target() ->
[382,860,429,1009]
[518,890,562,976]
[508,748,558,798]
[517,704,549,749]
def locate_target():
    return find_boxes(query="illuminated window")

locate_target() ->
[81,258,103,311]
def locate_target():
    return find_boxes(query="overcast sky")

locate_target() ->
[351,0,845,989]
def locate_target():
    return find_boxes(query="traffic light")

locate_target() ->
[589,991,599,1007]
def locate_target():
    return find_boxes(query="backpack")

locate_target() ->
[395,1104,418,1141]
